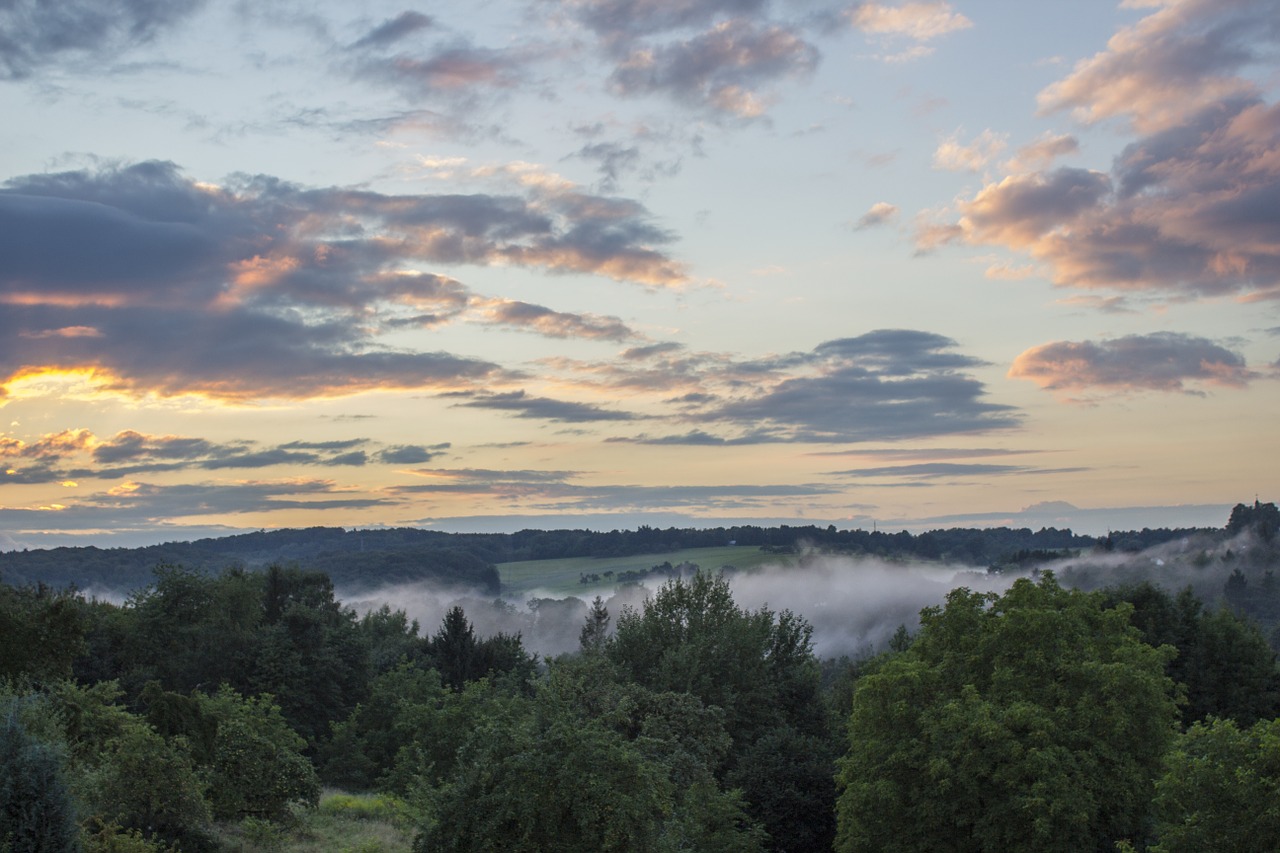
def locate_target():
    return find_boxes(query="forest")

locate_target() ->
[3,500,1280,852]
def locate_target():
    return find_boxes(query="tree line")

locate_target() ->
[0,519,1207,593]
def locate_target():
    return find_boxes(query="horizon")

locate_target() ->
[2,0,1277,551]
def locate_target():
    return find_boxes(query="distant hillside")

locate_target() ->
[0,513,1226,596]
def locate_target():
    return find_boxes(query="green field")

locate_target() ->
[496,545,796,597]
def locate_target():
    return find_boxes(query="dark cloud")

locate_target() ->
[695,329,1019,442]
[476,299,635,340]
[1009,332,1257,398]
[572,141,642,190]
[0,160,686,401]
[351,11,434,49]
[826,462,1087,479]
[623,341,684,360]
[376,444,450,465]
[92,430,226,464]
[608,19,819,117]
[451,390,641,422]
[0,0,204,80]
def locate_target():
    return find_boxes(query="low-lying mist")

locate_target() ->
[339,555,1024,660]
[340,528,1270,661]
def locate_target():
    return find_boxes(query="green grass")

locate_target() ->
[497,545,796,597]
[213,791,414,853]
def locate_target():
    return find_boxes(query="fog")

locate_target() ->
[339,529,1270,661]
[339,555,1029,660]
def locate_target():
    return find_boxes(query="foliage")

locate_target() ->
[197,686,320,822]
[835,574,1180,853]
[1101,582,1280,725]
[608,572,834,851]
[416,655,765,853]
[1149,717,1280,852]
[81,819,178,853]
[0,582,86,682]
[81,723,213,852]
[0,708,81,853]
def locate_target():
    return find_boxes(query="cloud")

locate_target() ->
[1004,132,1079,172]
[0,160,687,401]
[356,42,532,99]
[0,428,453,483]
[846,0,972,60]
[0,0,204,80]
[855,201,899,229]
[846,1,973,42]
[558,0,772,43]
[1009,331,1258,398]
[951,167,1113,248]
[608,19,819,117]
[645,329,1022,443]
[933,129,1007,172]
[450,389,642,422]
[350,11,434,49]
[394,466,838,511]
[927,2,1280,302]
[1036,0,1278,133]
[0,478,392,534]
[472,299,636,340]
[827,462,1087,479]
[535,328,1020,444]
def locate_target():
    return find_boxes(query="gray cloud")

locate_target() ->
[355,42,532,100]
[1009,331,1258,398]
[608,19,819,117]
[450,390,641,422]
[559,0,772,44]
[693,329,1019,442]
[351,11,434,49]
[0,0,204,80]
[476,299,635,340]
[377,444,451,465]
[826,462,1088,479]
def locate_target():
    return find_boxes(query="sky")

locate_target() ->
[1,0,1277,550]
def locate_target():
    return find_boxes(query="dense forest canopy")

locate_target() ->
[1,501,1278,852]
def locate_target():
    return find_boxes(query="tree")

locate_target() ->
[608,572,833,852]
[417,655,765,853]
[195,686,319,822]
[0,709,80,853]
[1102,583,1280,726]
[835,574,1179,853]
[579,596,611,653]
[1149,717,1280,852]
[0,582,85,682]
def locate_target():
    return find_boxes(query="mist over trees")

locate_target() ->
[0,502,1278,850]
